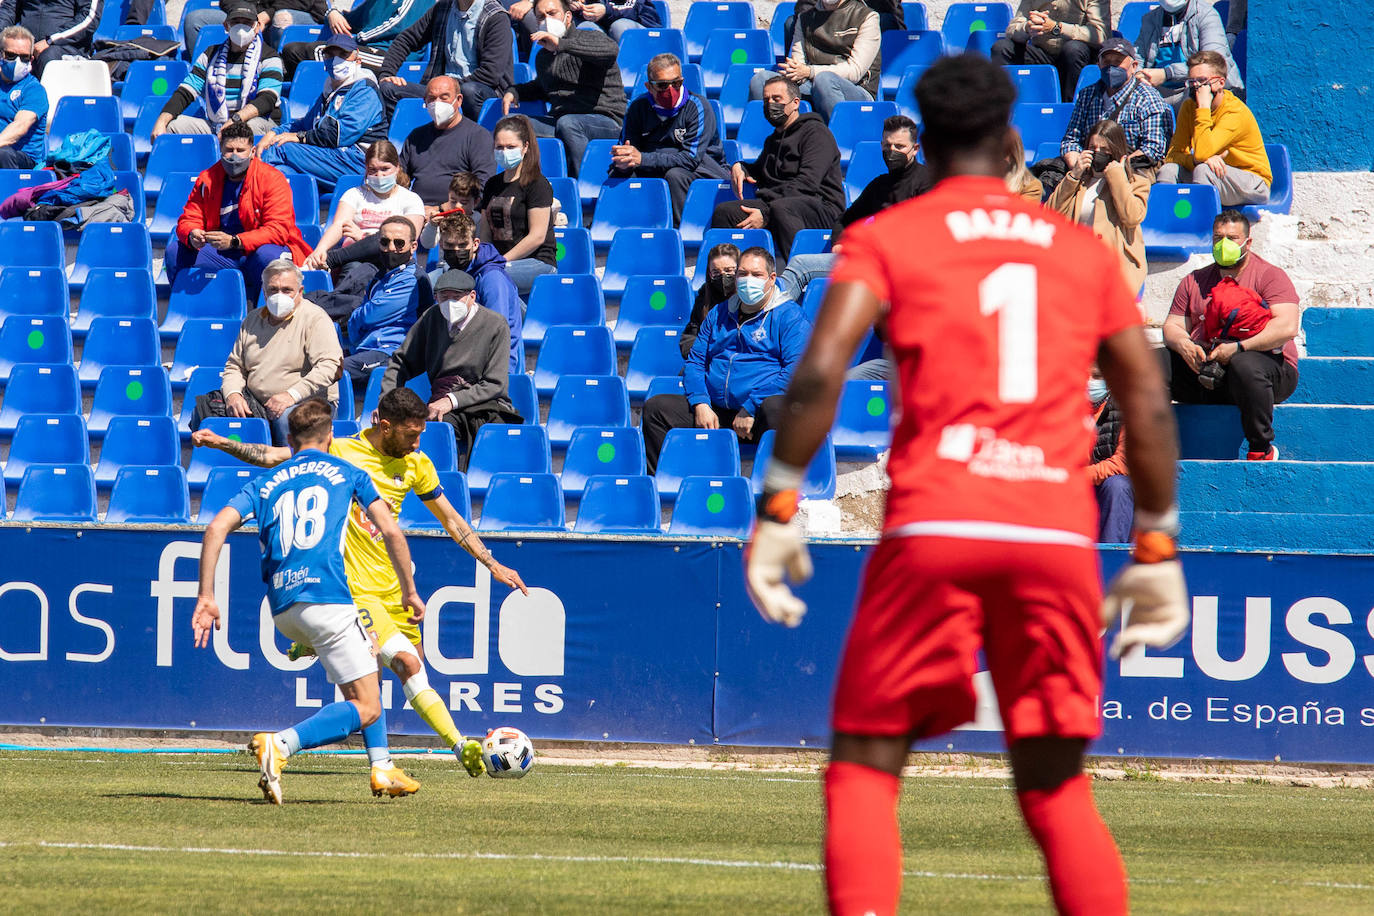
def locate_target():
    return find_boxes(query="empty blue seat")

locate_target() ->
[1142,184,1221,261]
[118,60,188,124]
[1242,144,1293,220]
[699,29,773,93]
[388,96,430,146]
[286,172,321,228]
[1011,102,1074,161]
[679,179,740,252]
[644,375,684,401]
[132,95,171,161]
[147,171,198,245]
[161,269,248,339]
[399,471,471,528]
[549,176,580,224]
[357,365,433,421]
[655,427,740,500]
[95,415,180,487]
[79,317,161,387]
[69,223,152,289]
[789,228,833,257]
[110,170,148,224]
[768,0,795,57]
[901,1,930,30]
[562,427,646,497]
[800,277,829,321]
[749,429,836,499]
[668,475,752,537]
[195,466,257,522]
[545,375,631,446]
[534,325,617,396]
[0,267,67,321]
[736,98,813,161]
[523,274,606,348]
[178,366,222,436]
[880,31,944,98]
[576,139,618,206]
[508,372,538,425]
[625,326,685,399]
[1115,1,1159,45]
[0,221,62,267]
[103,131,136,171]
[591,177,673,247]
[554,227,595,275]
[467,424,552,494]
[617,27,688,91]
[893,63,929,120]
[104,465,191,524]
[324,173,366,224]
[964,28,1001,55]
[719,63,770,130]
[833,379,892,459]
[603,229,685,299]
[333,418,361,439]
[0,316,72,380]
[14,465,97,523]
[47,96,121,148]
[276,22,323,46]
[332,371,355,422]
[169,319,239,388]
[476,96,549,133]
[0,364,80,435]
[693,228,772,288]
[187,417,271,489]
[5,414,88,487]
[683,2,756,59]
[287,61,328,123]
[420,421,460,473]
[477,472,565,531]
[145,134,218,200]
[941,2,1013,46]
[574,474,660,533]
[89,366,173,438]
[614,275,693,347]
[1004,64,1061,103]
[828,100,899,164]
[537,136,568,179]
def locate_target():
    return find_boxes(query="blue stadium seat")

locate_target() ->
[397,61,428,82]
[144,134,218,201]
[476,96,549,134]
[653,0,671,26]
[614,275,693,348]
[1004,64,1061,103]
[399,471,471,528]
[655,427,740,500]
[549,176,580,225]
[617,28,689,91]
[0,168,55,206]
[286,172,321,228]
[630,63,706,99]
[833,379,892,458]
[749,429,836,499]
[508,372,538,424]
[683,2,756,60]
[169,319,239,388]
[537,136,568,179]
[148,171,199,245]
[0,267,67,321]
[132,96,172,162]
[644,375,684,401]
[554,227,595,275]
[679,179,739,252]
[467,424,552,494]
[476,472,565,531]
[1033,140,1060,162]
[46,96,121,149]
[625,327,684,400]
[69,223,152,289]
[104,465,191,524]
[800,278,830,322]
[602,228,685,300]
[189,25,228,64]
[1142,184,1221,261]
[161,268,248,339]
[668,475,752,537]
[1073,63,1100,99]
[111,170,148,224]
[561,427,646,497]
[276,23,323,46]
[95,416,180,487]
[103,131,136,172]
[79,317,161,387]
[893,63,929,120]
[5,414,88,487]
[421,421,460,473]
[964,28,1001,55]
[576,139,618,206]
[333,419,362,439]
[722,138,742,164]
[828,100,899,165]
[534,325,617,396]
[187,417,271,489]
[574,474,661,533]
[13,465,97,524]
[0,220,62,267]
[89,366,173,438]
[287,61,328,123]
[941,2,1013,46]
[901,1,929,30]
[545,375,631,447]
[324,173,366,225]
[0,316,72,380]
[736,98,812,161]
[719,63,769,130]
[880,31,944,98]
[196,467,257,522]
[699,29,772,94]
[332,372,355,422]
[1115,1,1158,44]
[0,364,80,435]
[591,177,673,247]
[253,268,333,309]
[788,228,833,257]
[357,365,432,421]
[1011,103,1074,161]
[523,274,606,349]
[388,97,430,147]
[1231,28,1246,80]
[178,366,222,436]
[118,60,189,124]
[1242,144,1294,220]
[693,228,771,288]
[768,0,795,57]
[177,0,216,34]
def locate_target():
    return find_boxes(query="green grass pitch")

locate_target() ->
[3,749,1373,913]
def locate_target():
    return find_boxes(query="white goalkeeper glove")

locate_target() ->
[745,488,813,628]
[1100,531,1189,659]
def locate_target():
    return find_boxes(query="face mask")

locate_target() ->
[1087,379,1108,403]
[882,148,910,173]
[1100,65,1129,93]
[382,248,412,269]
[440,297,471,325]
[444,247,474,270]
[1213,236,1247,268]
[495,147,524,171]
[0,57,30,83]
[228,23,255,48]
[1090,149,1112,173]
[366,173,397,193]
[328,57,357,82]
[763,101,790,128]
[221,152,250,178]
[1159,0,1188,12]
[266,293,295,318]
[710,274,736,300]
[426,100,455,127]
[543,15,567,38]
[650,85,684,117]
[736,276,769,308]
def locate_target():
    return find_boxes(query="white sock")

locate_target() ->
[368,746,393,768]
[377,633,417,667]
[401,669,431,703]
[276,729,299,756]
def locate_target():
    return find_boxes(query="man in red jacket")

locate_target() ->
[165,121,312,299]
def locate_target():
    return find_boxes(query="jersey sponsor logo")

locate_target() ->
[945,208,1057,248]
[350,496,395,542]
[936,423,1070,483]
[271,567,321,591]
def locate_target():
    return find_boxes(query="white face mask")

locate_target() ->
[1159,0,1188,12]
[266,292,296,318]
[543,14,567,38]
[426,99,456,127]
[328,56,357,82]
[227,23,256,48]
[440,297,471,325]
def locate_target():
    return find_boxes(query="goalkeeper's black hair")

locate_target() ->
[915,53,1016,161]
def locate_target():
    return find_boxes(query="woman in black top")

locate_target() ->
[479,114,558,297]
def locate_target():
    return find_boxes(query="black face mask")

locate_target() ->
[444,247,474,270]
[710,274,736,300]
[382,249,413,270]
[1090,149,1113,173]
[763,101,789,128]
[882,149,911,173]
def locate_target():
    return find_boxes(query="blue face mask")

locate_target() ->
[736,276,769,307]
[0,57,30,83]
[1087,379,1109,403]
[366,173,396,193]
[495,147,524,172]
[1100,65,1129,93]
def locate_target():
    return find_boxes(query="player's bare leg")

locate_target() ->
[380,635,485,777]
[823,731,914,916]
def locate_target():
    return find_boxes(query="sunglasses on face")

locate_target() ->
[646,78,683,91]
[378,237,410,250]
[708,270,736,280]
[2,51,32,62]
[1186,77,1219,90]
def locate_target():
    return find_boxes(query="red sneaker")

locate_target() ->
[1246,445,1279,461]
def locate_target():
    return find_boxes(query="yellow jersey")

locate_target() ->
[329,429,442,597]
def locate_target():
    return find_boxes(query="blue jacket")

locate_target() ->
[349,0,430,48]
[615,91,727,177]
[684,291,810,416]
[428,242,524,375]
[294,76,386,153]
[349,263,420,354]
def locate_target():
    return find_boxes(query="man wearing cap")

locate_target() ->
[256,33,387,187]
[429,210,522,374]
[1060,36,1173,174]
[381,267,521,461]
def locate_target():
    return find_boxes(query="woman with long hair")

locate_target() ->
[304,139,425,269]
[479,115,558,296]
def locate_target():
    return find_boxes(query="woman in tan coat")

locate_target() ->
[1047,119,1150,298]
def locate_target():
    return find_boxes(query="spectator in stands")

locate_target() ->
[1060,37,1172,174]
[682,242,739,358]
[0,27,47,169]
[994,0,1108,104]
[376,0,514,121]
[419,170,484,248]
[430,211,524,374]
[571,0,660,41]
[750,0,881,122]
[165,122,313,301]
[396,77,497,208]
[1087,369,1133,543]
[712,76,845,261]
[1135,0,1242,108]
[479,115,558,296]
[0,0,99,75]
[501,0,626,177]
[611,52,728,223]
[304,139,425,276]
[192,259,343,446]
[279,0,428,79]
[184,0,323,60]
[1162,210,1300,461]
[838,114,930,230]
[780,0,904,56]
[382,268,522,459]
[343,216,425,383]
[642,247,810,474]
[152,0,283,138]
[1157,50,1269,207]
[257,34,386,187]
[1006,129,1044,202]
[1047,118,1150,297]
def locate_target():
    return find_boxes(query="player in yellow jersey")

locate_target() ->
[192,387,527,791]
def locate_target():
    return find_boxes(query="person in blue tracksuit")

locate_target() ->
[344,216,424,382]
[430,210,524,375]
[0,26,47,169]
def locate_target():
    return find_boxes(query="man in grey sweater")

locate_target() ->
[381,270,521,465]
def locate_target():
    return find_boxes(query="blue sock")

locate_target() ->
[361,706,393,768]
[288,700,362,751]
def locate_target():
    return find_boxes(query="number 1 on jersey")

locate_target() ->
[979,263,1038,404]
[274,485,329,556]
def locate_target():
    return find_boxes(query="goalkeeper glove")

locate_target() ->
[1101,529,1189,659]
[744,484,813,628]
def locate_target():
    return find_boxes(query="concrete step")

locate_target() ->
[1303,307,1374,358]
[1174,404,1374,461]
[1178,460,1374,514]
[1179,511,1374,553]
[1290,358,1374,404]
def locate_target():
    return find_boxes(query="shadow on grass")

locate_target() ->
[100,792,345,805]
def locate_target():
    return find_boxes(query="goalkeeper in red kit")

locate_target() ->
[745,54,1189,916]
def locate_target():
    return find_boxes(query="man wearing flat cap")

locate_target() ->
[381,269,522,463]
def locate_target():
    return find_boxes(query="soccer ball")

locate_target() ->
[482,726,535,778]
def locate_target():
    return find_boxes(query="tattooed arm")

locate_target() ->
[189,429,292,467]
[424,492,529,595]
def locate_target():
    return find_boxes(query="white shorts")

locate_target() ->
[274,602,377,686]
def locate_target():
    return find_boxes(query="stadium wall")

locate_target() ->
[3,527,1374,764]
